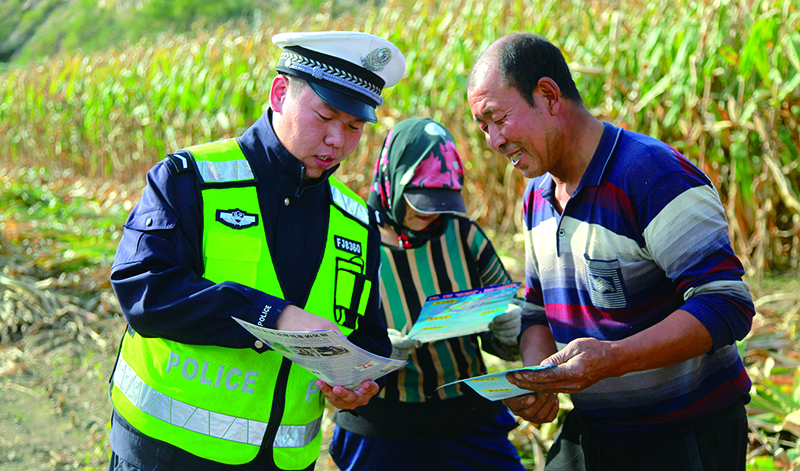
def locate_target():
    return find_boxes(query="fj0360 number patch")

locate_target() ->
[334,236,362,256]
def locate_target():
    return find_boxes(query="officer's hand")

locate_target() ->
[387,328,421,359]
[503,392,559,424]
[317,379,379,410]
[276,305,343,336]
[489,304,522,345]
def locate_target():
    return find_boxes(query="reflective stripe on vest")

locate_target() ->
[197,159,254,183]
[330,182,369,226]
[187,139,255,183]
[113,356,321,448]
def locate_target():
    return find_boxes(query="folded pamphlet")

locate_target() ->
[234,318,407,390]
[437,365,556,401]
[406,282,521,343]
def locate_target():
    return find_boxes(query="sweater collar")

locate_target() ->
[537,122,623,199]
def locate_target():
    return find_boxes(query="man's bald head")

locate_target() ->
[468,34,583,108]
[467,38,505,91]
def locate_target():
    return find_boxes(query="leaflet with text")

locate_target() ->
[437,365,556,401]
[407,282,521,343]
[234,318,407,390]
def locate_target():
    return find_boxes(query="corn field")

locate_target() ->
[1,0,799,278]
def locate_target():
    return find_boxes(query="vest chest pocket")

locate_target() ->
[333,257,371,330]
[204,231,262,286]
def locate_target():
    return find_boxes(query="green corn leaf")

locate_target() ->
[784,32,800,73]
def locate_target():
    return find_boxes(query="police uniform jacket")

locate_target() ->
[108,110,388,470]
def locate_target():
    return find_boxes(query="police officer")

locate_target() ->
[107,31,405,471]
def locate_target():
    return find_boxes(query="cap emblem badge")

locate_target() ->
[361,47,391,72]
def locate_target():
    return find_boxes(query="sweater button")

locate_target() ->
[255,340,264,349]
[284,198,290,206]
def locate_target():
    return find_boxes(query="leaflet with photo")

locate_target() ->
[437,365,556,401]
[234,318,407,390]
[406,282,521,343]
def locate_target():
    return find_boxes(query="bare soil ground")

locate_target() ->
[0,315,346,471]
[0,315,124,470]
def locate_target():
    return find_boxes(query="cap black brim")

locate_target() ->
[308,81,377,123]
[404,189,466,215]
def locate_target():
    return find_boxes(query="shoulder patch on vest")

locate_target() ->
[216,208,259,229]
[166,151,195,175]
[184,139,255,185]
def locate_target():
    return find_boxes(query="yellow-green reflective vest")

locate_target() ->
[110,139,373,469]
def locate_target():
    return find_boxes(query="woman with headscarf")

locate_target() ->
[329,117,526,471]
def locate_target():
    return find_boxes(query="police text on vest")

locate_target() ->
[167,352,258,394]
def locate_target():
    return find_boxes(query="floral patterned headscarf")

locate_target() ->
[367,117,466,248]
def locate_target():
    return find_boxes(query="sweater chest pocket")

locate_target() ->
[583,255,629,310]
[203,230,262,286]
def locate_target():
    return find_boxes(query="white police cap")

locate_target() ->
[272,31,405,123]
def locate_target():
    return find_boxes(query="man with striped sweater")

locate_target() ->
[467,33,754,471]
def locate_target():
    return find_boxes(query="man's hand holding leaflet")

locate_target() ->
[437,364,556,401]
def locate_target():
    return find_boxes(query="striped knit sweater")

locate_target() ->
[520,122,754,445]
[378,214,516,402]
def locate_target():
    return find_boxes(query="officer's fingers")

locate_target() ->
[330,382,376,409]
[355,380,379,403]
[316,379,334,394]
[359,380,378,394]
[323,391,354,409]
[331,385,356,400]
[324,396,351,410]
